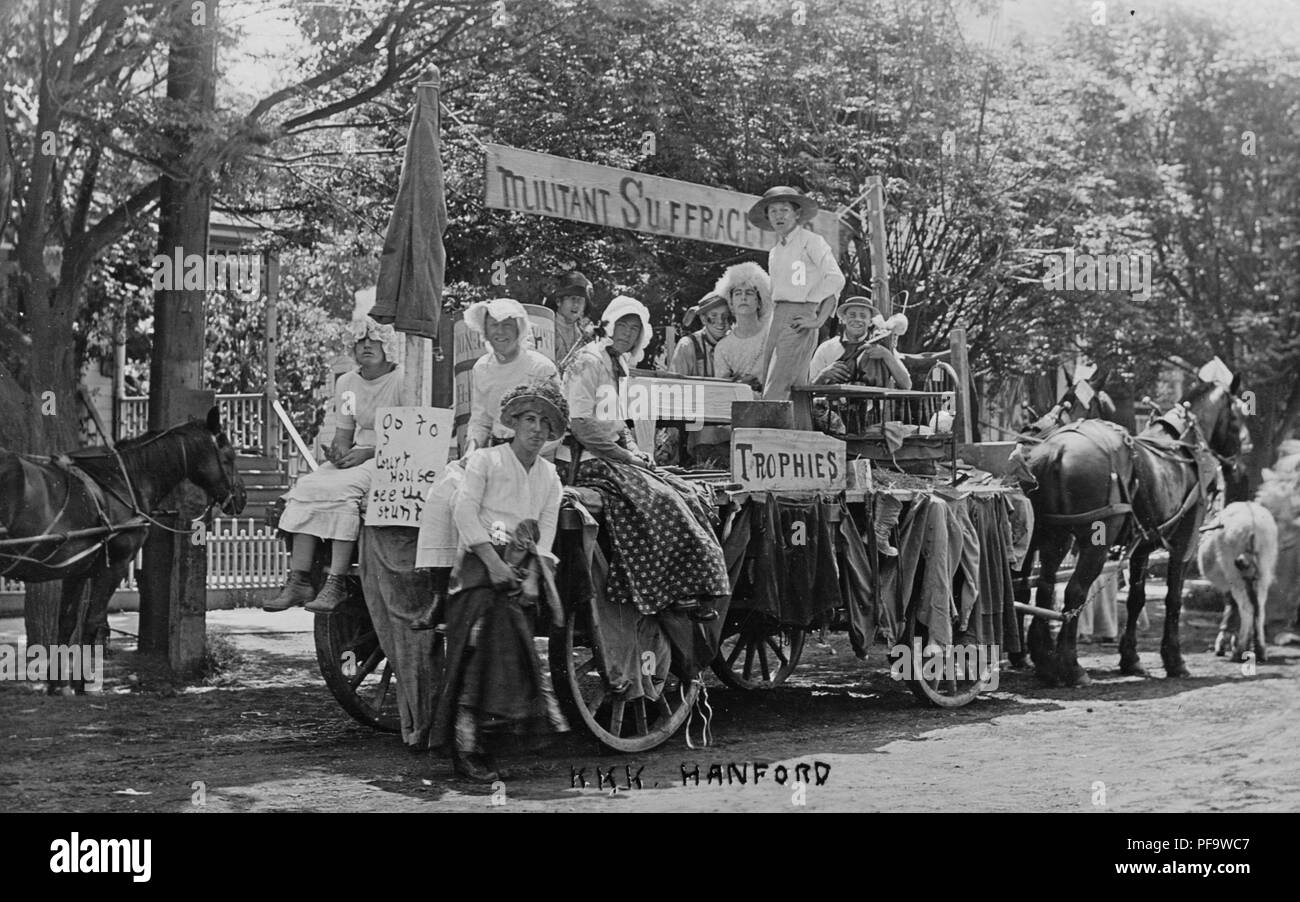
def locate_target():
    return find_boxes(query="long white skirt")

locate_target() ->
[278,460,376,542]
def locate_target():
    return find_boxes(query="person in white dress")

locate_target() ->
[266,314,403,612]
[463,297,558,453]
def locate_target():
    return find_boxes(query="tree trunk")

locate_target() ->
[138,0,217,670]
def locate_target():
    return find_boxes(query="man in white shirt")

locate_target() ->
[749,186,846,400]
[808,296,913,388]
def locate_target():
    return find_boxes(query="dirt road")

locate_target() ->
[1,601,1297,813]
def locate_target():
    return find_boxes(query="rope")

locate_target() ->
[682,676,712,749]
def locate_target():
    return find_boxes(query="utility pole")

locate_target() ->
[139,0,219,670]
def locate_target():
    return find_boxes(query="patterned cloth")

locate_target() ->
[574,457,730,615]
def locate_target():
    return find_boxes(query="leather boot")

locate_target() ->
[873,494,903,557]
[454,752,499,784]
[264,571,315,612]
[305,574,350,613]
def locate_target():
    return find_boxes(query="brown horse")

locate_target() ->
[1019,379,1248,685]
[0,407,245,652]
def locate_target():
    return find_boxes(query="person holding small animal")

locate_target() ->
[808,296,912,389]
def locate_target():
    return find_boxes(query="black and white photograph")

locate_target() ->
[0,0,1296,864]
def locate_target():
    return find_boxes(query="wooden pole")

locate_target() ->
[949,327,973,444]
[139,0,218,670]
[865,176,890,317]
[264,250,280,455]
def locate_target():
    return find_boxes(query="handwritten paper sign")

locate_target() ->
[484,144,841,252]
[731,428,846,493]
[365,406,454,527]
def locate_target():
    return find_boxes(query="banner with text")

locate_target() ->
[484,144,841,252]
[365,406,454,527]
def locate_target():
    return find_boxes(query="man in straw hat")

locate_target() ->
[748,186,845,401]
[433,379,568,783]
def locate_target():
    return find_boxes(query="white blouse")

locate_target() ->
[466,348,558,447]
[452,444,562,560]
[335,366,404,447]
[714,326,770,382]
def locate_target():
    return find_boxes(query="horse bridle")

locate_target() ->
[95,422,239,535]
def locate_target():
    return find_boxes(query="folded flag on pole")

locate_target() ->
[373,71,447,350]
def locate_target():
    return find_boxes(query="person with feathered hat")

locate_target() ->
[432,379,568,783]
[712,261,773,392]
[266,301,404,615]
[463,297,558,453]
[747,186,846,400]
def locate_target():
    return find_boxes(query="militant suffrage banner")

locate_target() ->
[484,144,841,252]
[365,406,454,527]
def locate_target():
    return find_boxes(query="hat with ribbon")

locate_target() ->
[836,295,879,318]
[682,292,731,328]
[500,378,569,440]
[747,186,819,230]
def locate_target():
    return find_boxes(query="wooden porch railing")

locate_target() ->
[118,392,271,453]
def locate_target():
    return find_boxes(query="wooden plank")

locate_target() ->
[949,328,973,444]
[484,143,841,252]
[731,428,846,492]
[623,374,752,424]
[865,176,890,317]
[731,400,794,430]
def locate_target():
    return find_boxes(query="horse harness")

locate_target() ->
[1038,415,1220,556]
[0,423,233,575]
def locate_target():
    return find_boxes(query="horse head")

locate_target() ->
[193,407,247,516]
[1184,376,1251,468]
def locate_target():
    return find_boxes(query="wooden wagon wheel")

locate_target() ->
[711,609,806,690]
[548,608,699,753]
[313,577,444,733]
[897,615,995,709]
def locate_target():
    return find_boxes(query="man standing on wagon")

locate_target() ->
[749,186,846,401]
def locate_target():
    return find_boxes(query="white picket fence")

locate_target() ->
[0,518,289,595]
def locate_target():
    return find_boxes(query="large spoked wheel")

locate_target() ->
[314,579,444,732]
[549,608,698,753]
[712,610,806,689]
[897,616,996,709]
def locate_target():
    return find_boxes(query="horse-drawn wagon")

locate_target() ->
[294,342,1036,753]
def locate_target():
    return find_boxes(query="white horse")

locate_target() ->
[1198,501,1278,661]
